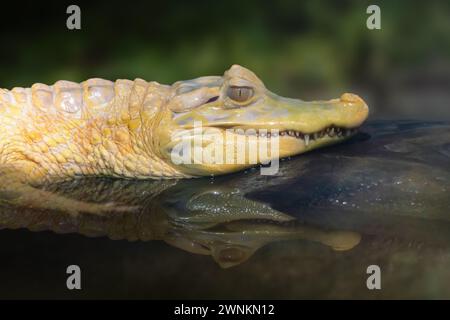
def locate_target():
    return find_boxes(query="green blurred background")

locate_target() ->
[0,0,449,119]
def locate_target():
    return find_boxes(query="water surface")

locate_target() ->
[1,120,450,299]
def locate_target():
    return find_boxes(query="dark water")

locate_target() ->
[1,120,450,299]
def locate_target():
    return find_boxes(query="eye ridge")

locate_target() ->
[227,85,254,102]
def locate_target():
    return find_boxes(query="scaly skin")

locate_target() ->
[0,65,368,184]
[0,78,182,183]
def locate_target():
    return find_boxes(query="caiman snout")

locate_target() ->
[337,93,369,128]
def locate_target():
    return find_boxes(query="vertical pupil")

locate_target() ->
[228,86,253,102]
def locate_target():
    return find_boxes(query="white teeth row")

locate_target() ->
[247,127,357,146]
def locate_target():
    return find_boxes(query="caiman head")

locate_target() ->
[155,65,369,177]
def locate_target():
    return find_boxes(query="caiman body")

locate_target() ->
[0,65,368,214]
[0,65,368,183]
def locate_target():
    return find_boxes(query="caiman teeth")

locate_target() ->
[242,126,359,143]
[304,134,310,146]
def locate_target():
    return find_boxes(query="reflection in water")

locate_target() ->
[1,121,450,298]
[0,176,360,268]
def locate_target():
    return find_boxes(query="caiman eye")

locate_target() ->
[227,86,254,103]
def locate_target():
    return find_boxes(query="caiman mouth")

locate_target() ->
[231,125,359,146]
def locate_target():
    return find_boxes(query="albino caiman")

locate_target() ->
[0,65,368,214]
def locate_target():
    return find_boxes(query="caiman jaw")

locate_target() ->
[211,91,369,158]
[238,125,359,146]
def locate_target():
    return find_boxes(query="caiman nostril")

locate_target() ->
[340,93,363,104]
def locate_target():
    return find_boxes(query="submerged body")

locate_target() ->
[0,65,368,184]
